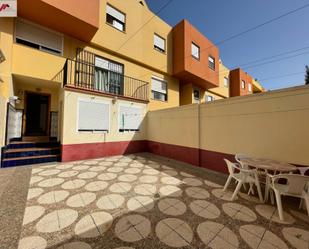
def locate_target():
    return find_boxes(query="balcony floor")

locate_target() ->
[0,153,308,249]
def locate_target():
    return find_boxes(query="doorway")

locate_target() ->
[25,92,50,136]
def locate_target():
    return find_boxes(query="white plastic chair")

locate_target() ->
[223,159,263,202]
[235,153,249,169]
[267,174,309,221]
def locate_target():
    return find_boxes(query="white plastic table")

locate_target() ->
[239,156,297,202]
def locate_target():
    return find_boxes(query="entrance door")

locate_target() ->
[25,92,49,136]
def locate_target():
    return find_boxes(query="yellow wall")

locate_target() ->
[62,89,147,145]
[0,96,7,148]
[91,0,173,75]
[207,62,229,98]
[12,44,66,81]
[147,104,199,149]
[0,18,14,99]
[252,78,264,93]
[148,85,309,165]
[180,84,193,105]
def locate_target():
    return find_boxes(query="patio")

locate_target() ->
[1,153,308,249]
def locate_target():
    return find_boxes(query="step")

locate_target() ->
[3,147,60,159]
[6,141,60,150]
[1,154,60,168]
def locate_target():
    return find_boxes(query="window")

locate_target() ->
[119,105,143,132]
[241,80,246,89]
[106,4,126,31]
[78,99,109,132]
[151,77,167,101]
[191,42,200,60]
[206,95,214,102]
[224,77,229,87]
[94,57,124,95]
[154,34,165,53]
[193,89,200,101]
[208,56,215,70]
[15,19,63,55]
[248,83,252,92]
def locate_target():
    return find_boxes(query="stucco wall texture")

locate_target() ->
[147,85,309,166]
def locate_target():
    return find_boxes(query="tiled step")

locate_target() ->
[6,141,60,150]
[3,147,60,159]
[1,154,60,168]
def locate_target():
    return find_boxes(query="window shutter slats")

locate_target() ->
[78,100,109,131]
[154,34,165,51]
[119,106,142,130]
[16,19,62,52]
[151,77,167,94]
[106,5,125,23]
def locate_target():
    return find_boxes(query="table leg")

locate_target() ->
[264,170,269,203]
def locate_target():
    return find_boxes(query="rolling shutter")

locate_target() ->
[106,5,125,23]
[119,105,143,131]
[151,77,167,94]
[78,100,109,131]
[15,19,62,53]
[154,34,165,51]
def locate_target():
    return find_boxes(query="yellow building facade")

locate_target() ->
[0,0,265,166]
[0,0,182,164]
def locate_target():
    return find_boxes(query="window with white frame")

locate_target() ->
[224,77,229,87]
[248,83,252,92]
[154,33,166,53]
[78,99,109,132]
[206,95,215,102]
[119,105,143,132]
[208,56,215,70]
[151,77,167,101]
[15,19,63,55]
[94,56,124,94]
[241,80,246,89]
[191,42,200,60]
[106,4,126,31]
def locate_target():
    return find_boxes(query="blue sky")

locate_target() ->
[146,0,309,90]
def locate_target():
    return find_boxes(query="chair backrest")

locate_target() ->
[235,153,247,161]
[235,153,249,169]
[224,159,240,176]
[272,174,309,196]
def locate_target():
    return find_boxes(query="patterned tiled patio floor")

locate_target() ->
[1,153,309,249]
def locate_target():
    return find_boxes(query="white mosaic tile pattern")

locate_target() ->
[18,154,308,249]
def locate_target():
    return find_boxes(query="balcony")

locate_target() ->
[54,59,149,102]
[17,0,99,41]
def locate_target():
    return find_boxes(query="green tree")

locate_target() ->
[306,65,309,85]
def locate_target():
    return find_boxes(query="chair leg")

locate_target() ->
[231,180,243,201]
[223,175,232,192]
[243,183,247,191]
[304,196,309,216]
[299,199,303,210]
[274,190,284,221]
[247,183,253,195]
[255,181,264,203]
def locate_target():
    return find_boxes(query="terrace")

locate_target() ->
[0,153,308,249]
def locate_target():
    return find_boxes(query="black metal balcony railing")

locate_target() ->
[54,59,149,102]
